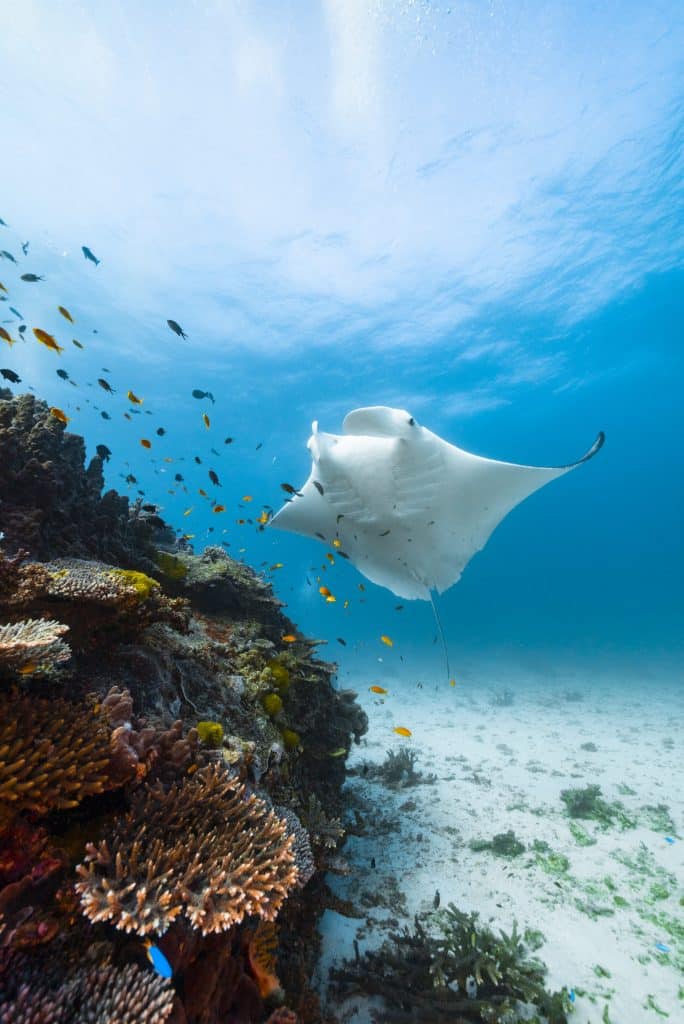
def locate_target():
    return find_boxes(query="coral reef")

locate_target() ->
[0,617,70,676]
[0,389,362,1022]
[0,691,129,818]
[76,764,298,936]
[329,905,572,1023]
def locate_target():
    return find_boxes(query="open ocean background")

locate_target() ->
[1,0,682,689]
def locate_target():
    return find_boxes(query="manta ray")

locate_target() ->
[270,406,604,601]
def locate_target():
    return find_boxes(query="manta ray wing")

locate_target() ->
[270,408,604,600]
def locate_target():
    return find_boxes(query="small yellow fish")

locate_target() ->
[319,586,331,597]
[256,511,269,524]
[140,438,152,449]
[72,338,84,349]
[49,406,70,424]
[0,326,16,346]
[380,635,393,647]
[326,595,336,603]
[369,685,388,695]
[449,678,456,687]
[270,562,284,569]
[329,748,347,758]
[183,507,193,516]
[325,553,335,564]
[0,282,7,293]
[213,504,226,513]
[393,726,412,738]
[343,599,349,609]
[282,634,297,643]
[163,457,173,463]
[202,413,210,429]
[57,305,74,323]
[33,328,64,354]
[242,495,253,502]
[332,538,342,548]
[127,390,143,405]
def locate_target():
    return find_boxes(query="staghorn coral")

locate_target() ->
[0,951,175,1024]
[0,692,126,819]
[76,763,298,936]
[0,618,70,676]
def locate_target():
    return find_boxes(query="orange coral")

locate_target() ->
[0,692,125,819]
[76,764,297,936]
[246,920,282,999]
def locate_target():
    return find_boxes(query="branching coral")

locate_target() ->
[300,795,344,850]
[0,952,175,1024]
[76,763,297,936]
[330,904,573,1023]
[0,618,71,676]
[0,692,124,818]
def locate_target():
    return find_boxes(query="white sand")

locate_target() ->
[318,667,684,1024]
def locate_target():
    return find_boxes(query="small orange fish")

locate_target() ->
[282,634,297,643]
[49,406,70,424]
[393,727,412,738]
[319,586,331,597]
[33,328,64,354]
[0,327,16,346]
[236,518,246,524]
[332,538,342,548]
[57,305,74,323]
[198,488,208,497]
[213,504,226,513]
[369,685,388,695]
[380,635,393,647]
[18,661,38,675]
[326,595,336,603]
[202,413,210,429]
[242,495,253,502]
[140,438,152,449]
[326,553,335,564]
[127,390,143,404]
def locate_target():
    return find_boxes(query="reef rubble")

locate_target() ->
[0,388,366,1023]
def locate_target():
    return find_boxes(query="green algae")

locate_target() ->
[569,821,597,846]
[560,784,636,829]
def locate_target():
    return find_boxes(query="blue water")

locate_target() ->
[1,2,682,679]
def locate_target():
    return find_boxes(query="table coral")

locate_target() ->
[76,763,298,936]
[0,692,123,818]
[0,618,71,676]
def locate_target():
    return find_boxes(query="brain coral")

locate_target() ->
[76,763,298,936]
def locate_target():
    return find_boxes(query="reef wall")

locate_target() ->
[0,388,367,1024]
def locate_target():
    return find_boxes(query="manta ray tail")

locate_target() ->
[429,589,451,685]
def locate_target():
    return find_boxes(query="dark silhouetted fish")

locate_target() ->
[20,273,44,283]
[96,444,112,462]
[82,246,100,265]
[0,368,20,382]
[167,319,187,339]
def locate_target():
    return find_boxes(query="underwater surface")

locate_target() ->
[0,3,682,1023]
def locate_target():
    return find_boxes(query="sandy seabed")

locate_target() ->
[318,664,683,1024]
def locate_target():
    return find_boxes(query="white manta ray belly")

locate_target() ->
[270,406,604,600]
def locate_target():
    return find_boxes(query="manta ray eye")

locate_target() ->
[408,417,415,426]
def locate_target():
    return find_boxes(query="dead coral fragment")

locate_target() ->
[0,692,117,817]
[76,763,297,936]
[0,617,70,675]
